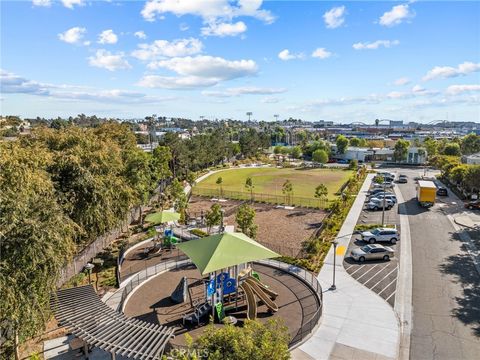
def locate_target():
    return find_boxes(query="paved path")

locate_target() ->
[293,174,399,360]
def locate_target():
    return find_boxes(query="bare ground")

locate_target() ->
[187,196,327,256]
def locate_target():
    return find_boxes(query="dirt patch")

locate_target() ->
[187,196,327,256]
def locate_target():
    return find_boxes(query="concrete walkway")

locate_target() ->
[292,174,399,360]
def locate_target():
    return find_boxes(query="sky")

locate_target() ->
[1,0,479,123]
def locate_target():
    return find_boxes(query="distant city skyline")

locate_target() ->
[1,0,479,123]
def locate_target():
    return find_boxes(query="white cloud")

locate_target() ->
[32,0,51,7]
[141,0,275,24]
[423,61,480,81]
[180,23,189,31]
[353,40,399,50]
[98,29,118,44]
[134,31,147,39]
[261,96,281,104]
[387,91,410,99]
[379,4,415,27]
[202,86,287,97]
[323,6,346,29]
[312,48,332,59]
[278,49,303,61]
[88,50,131,71]
[58,27,87,44]
[61,0,85,9]
[0,69,172,104]
[138,55,258,89]
[393,77,410,86]
[132,38,203,61]
[446,84,480,95]
[201,21,247,37]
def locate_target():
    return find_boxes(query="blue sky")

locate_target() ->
[1,0,479,122]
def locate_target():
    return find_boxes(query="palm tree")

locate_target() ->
[246,112,253,121]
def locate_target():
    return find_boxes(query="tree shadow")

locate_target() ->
[439,234,480,337]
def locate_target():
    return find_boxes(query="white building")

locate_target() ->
[462,152,480,165]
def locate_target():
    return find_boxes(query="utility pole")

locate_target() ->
[246,112,253,121]
[381,179,386,226]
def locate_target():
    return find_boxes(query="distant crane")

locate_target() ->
[246,112,253,121]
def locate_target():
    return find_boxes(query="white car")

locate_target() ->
[360,227,400,244]
[371,193,397,204]
[366,198,394,211]
[372,182,395,190]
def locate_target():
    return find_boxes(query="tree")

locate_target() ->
[235,204,258,239]
[348,159,358,170]
[336,135,349,154]
[443,143,461,156]
[216,176,223,197]
[461,133,480,155]
[205,203,222,233]
[314,184,328,206]
[290,146,302,159]
[245,176,254,202]
[312,149,328,164]
[0,142,75,359]
[282,180,294,205]
[349,137,361,147]
[423,137,438,157]
[464,165,480,193]
[393,139,410,162]
[273,145,282,155]
[167,319,290,360]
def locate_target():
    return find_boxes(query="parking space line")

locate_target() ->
[377,278,398,296]
[385,291,396,302]
[362,263,392,285]
[344,264,354,271]
[355,264,381,282]
[369,267,398,290]
[349,264,370,276]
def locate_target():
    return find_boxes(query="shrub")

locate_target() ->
[190,228,208,238]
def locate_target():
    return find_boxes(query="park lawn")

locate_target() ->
[194,167,353,201]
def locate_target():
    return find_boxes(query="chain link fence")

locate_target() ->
[192,187,329,209]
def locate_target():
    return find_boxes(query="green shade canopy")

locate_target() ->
[176,232,280,275]
[144,211,180,225]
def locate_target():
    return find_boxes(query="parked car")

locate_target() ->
[373,194,398,204]
[360,227,399,244]
[436,187,448,196]
[337,159,348,164]
[372,182,395,190]
[397,175,408,183]
[368,191,395,201]
[465,200,480,210]
[366,198,394,211]
[350,244,395,262]
[368,188,387,195]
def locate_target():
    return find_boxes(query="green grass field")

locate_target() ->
[193,167,353,201]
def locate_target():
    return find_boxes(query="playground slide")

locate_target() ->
[245,278,278,312]
[239,283,257,320]
[246,276,278,300]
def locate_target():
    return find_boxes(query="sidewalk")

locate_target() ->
[292,174,399,360]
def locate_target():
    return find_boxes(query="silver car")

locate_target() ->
[366,198,394,211]
[350,244,395,262]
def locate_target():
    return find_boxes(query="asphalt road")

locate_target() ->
[392,168,480,360]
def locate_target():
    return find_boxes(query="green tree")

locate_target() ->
[273,145,282,155]
[0,142,75,359]
[290,146,302,159]
[314,184,328,206]
[216,176,223,197]
[443,143,461,156]
[235,204,258,239]
[349,137,361,147]
[282,180,294,205]
[393,139,410,162]
[450,165,468,186]
[464,165,480,193]
[348,159,358,170]
[423,137,438,157]
[167,319,290,360]
[336,135,349,154]
[205,203,223,233]
[245,176,254,202]
[312,149,328,164]
[461,133,480,155]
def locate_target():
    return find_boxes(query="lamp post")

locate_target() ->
[219,209,225,234]
[330,241,338,290]
[84,263,94,285]
[381,179,386,226]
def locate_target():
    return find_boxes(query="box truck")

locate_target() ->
[417,180,437,207]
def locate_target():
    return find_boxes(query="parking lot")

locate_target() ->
[343,172,402,307]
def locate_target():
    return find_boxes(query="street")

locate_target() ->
[389,168,480,359]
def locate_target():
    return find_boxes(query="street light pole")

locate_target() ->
[330,241,338,290]
[381,180,386,226]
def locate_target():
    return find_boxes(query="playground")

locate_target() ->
[187,196,327,256]
[193,167,352,202]
[119,225,323,349]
